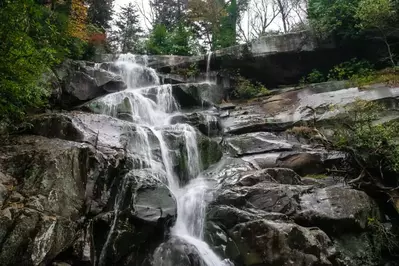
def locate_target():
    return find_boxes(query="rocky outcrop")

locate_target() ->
[3,56,399,266]
[202,82,399,265]
[221,83,399,135]
[0,111,177,266]
[54,60,127,108]
[172,83,225,107]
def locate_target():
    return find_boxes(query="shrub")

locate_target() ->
[170,63,199,78]
[330,100,399,205]
[328,58,374,80]
[349,67,399,87]
[300,69,326,84]
[233,76,270,99]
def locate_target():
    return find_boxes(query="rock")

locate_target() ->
[295,186,381,234]
[207,205,290,230]
[152,237,206,266]
[242,150,346,176]
[161,125,222,184]
[227,219,337,266]
[221,83,399,135]
[218,103,236,111]
[170,110,220,137]
[0,136,95,266]
[224,132,300,157]
[202,157,256,185]
[54,60,126,108]
[92,170,176,266]
[334,233,385,266]
[215,182,312,216]
[237,168,302,186]
[27,112,159,153]
[172,83,224,108]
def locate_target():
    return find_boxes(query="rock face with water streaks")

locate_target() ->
[1,55,399,266]
[54,60,127,108]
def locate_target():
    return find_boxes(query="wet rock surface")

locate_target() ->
[1,58,399,266]
[54,60,127,108]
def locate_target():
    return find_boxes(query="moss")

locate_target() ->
[305,174,328,179]
[197,136,222,170]
[349,68,399,87]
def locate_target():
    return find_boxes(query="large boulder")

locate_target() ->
[223,132,301,157]
[241,150,346,176]
[170,110,221,137]
[227,220,337,266]
[54,60,127,108]
[92,170,176,266]
[172,83,224,108]
[295,186,381,234]
[221,84,399,135]
[152,237,207,266]
[0,136,97,266]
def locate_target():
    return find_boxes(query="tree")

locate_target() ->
[308,0,361,39]
[68,0,88,40]
[150,0,188,30]
[87,0,114,30]
[188,0,248,49]
[0,0,92,121]
[146,23,197,55]
[356,0,397,66]
[111,2,143,53]
[0,0,69,120]
[238,0,280,42]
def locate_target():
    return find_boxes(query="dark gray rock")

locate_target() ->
[224,132,301,157]
[236,168,302,186]
[295,186,381,234]
[207,205,290,230]
[215,182,312,216]
[54,60,127,108]
[242,150,346,176]
[172,83,224,108]
[170,111,220,137]
[152,237,207,266]
[0,136,96,266]
[92,170,176,266]
[221,84,399,135]
[227,219,337,266]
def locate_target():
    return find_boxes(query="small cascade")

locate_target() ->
[206,52,213,83]
[93,53,229,266]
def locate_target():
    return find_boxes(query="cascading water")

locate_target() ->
[206,52,213,83]
[94,54,230,266]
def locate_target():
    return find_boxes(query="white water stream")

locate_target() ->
[95,54,229,266]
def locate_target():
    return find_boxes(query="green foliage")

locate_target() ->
[111,3,143,53]
[308,0,361,39]
[355,0,397,66]
[301,69,326,84]
[349,68,399,87]
[146,24,199,56]
[234,76,270,99]
[0,1,62,120]
[328,58,374,80]
[356,0,395,30]
[170,63,199,78]
[0,0,92,122]
[87,0,114,30]
[332,100,399,174]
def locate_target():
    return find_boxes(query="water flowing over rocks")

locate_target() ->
[1,53,399,266]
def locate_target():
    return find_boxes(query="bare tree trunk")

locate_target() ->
[275,0,288,33]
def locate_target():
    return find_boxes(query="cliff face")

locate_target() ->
[0,54,398,266]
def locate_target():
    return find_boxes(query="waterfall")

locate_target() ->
[206,52,213,83]
[94,53,229,266]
